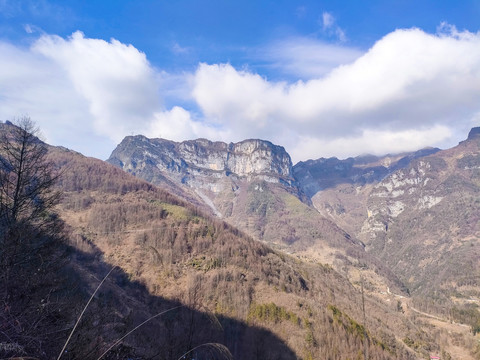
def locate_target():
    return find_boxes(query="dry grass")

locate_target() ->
[57,266,118,360]
[177,343,233,360]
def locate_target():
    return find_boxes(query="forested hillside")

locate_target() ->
[0,121,469,359]
[46,144,434,359]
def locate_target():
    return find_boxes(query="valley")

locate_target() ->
[0,121,479,359]
[107,126,480,359]
[2,2,479,359]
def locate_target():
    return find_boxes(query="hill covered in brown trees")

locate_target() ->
[2,120,479,359]
[48,144,431,359]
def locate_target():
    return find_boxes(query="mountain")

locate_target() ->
[297,148,440,238]
[108,136,295,185]
[108,136,297,205]
[108,136,410,297]
[309,127,480,333]
[48,143,428,359]
[293,148,440,198]
[4,120,479,358]
[107,127,480,359]
[361,129,480,299]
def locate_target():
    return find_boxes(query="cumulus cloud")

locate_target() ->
[0,31,203,159]
[1,25,479,163]
[148,106,224,141]
[193,63,285,128]
[33,31,162,140]
[192,26,480,162]
[0,39,100,151]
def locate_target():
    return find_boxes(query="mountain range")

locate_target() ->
[107,127,480,359]
[1,121,479,359]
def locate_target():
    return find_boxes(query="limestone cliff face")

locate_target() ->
[293,148,440,199]
[356,130,480,300]
[108,136,296,193]
[178,138,293,179]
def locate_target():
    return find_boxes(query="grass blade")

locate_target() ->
[57,266,117,360]
[96,305,184,360]
[177,343,233,360]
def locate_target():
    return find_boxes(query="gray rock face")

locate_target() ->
[467,126,480,140]
[108,136,296,194]
[108,134,442,206]
[293,148,440,198]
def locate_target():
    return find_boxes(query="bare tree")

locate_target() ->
[0,117,59,227]
[0,117,66,358]
[0,116,65,291]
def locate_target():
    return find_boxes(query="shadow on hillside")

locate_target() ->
[61,241,298,360]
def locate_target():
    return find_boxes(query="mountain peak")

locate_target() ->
[467,126,480,140]
[108,136,296,191]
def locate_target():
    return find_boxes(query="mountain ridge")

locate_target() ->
[2,121,479,358]
[47,139,427,359]
[109,135,296,186]
[106,132,448,300]
[107,126,480,359]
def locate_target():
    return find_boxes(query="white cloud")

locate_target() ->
[291,126,452,161]
[148,106,223,142]
[192,26,480,162]
[1,26,479,164]
[335,28,346,43]
[33,31,162,140]
[321,11,346,42]
[258,37,362,79]
[322,12,335,30]
[0,31,201,159]
[295,6,306,19]
[0,40,99,150]
[172,42,190,55]
[24,24,33,33]
[193,63,284,127]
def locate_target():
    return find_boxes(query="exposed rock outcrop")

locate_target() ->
[293,148,440,198]
[467,126,480,140]
[108,136,296,193]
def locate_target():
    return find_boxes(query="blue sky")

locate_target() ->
[1,0,480,162]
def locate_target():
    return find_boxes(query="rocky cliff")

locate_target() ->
[312,128,480,307]
[108,136,296,192]
[467,126,480,140]
[108,134,416,298]
[293,148,440,198]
